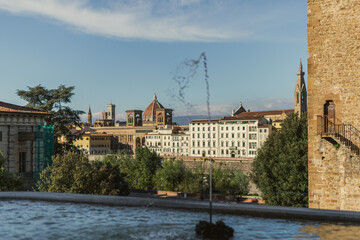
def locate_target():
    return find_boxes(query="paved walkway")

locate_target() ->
[1,191,360,223]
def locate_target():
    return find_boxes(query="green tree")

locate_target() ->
[213,166,249,196]
[132,147,162,190]
[252,113,308,207]
[17,84,84,155]
[154,159,186,191]
[0,151,23,191]
[37,152,129,196]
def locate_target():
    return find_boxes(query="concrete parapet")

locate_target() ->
[1,192,360,223]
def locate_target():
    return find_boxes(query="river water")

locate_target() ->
[1,200,359,239]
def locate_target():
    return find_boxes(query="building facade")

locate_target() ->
[0,101,52,186]
[308,0,360,211]
[189,116,270,158]
[92,93,174,153]
[145,126,189,157]
[73,133,112,156]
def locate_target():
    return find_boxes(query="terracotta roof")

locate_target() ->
[235,109,294,118]
[0,101,49,115]
[221,115,263,121]
[190,119,219,123]
[143,93,164,118]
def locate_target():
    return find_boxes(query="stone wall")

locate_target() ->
[165,156,260,194]
[308,0,360,210]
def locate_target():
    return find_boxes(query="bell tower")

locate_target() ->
[294,59,307,116]
[88,106,92,126]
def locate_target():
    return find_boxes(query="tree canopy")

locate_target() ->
[0,151,22,191]
[252,113,308,207]
[37,151,129,196]
[17,84,84,154]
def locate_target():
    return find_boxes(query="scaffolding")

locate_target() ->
[34,125,54,183]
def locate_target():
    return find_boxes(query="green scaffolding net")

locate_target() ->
[34,125,54,184]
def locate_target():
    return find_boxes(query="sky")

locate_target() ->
[0,0,308,121]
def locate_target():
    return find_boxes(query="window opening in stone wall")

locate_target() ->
[19,152,26,173]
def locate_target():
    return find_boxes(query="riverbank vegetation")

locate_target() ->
[252,113,308,207]
[0,151,23,191]
[38,147,249,197]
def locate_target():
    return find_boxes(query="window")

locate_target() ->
[232,134,234,138]
[0,131,2,142]
[243,133,245,138]
[221,141,224,147]
[243,127,245,130]
[232,127,234,130]
[213,127,215,131]
[221,127,223,130]
[226,142,229,147]
[264,129,267,133]
[213,133,216,138]
[249,134,257,140]
[19,152,26,173]
[213,141,216,147]
[226,127,228,130]
[243,142,246,147]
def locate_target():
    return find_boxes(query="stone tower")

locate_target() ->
[308,0,360,211]
[107,104,115,121]
[294,59,307,116]
[88,106,92,126]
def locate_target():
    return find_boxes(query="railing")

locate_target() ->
[317,115,360,155]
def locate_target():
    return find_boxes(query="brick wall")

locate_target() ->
[308,0,360,210]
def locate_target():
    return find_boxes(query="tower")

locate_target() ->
[308,0,360,211]
[107,104,115,121]
[88,106,92,126]
[294,59,307,116]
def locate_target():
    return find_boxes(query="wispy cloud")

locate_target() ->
[0,0,292,42]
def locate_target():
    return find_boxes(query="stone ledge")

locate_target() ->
[1,192,360,223]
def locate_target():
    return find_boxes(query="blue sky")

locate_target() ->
[0,0,307,121]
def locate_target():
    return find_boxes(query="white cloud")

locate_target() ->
[0,0,255,42]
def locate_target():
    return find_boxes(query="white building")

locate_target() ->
[145,126,189,157]
[189,115,271,158]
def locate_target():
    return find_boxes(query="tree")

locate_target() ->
[213,166,249,196]
[0,151,23,191]
[17,84,84,155]
[154,159,186,191]
[252,113,308,207]
[132,147,162,190]
[37,152,129,196]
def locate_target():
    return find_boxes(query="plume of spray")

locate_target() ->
[172,52,213,223]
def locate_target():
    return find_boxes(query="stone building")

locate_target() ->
[0,101,53,186]
[92,93,174,153]
[94,104,116,127]
[145,126,189,157]
[189,116,271,158]
[308,0,360,211]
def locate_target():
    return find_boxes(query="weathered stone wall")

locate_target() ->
[308,0,360,210]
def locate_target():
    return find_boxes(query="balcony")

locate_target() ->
[317,115,360,155]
